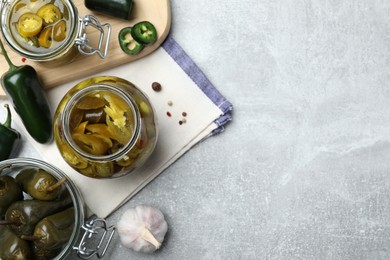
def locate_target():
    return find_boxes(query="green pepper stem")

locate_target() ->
[46,177,67,192]
[0,38,17,72]
[2,104,12,128]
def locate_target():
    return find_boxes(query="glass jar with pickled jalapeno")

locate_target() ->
[0,158,116,259]
[0,0,111,66]
[53,76,158,179]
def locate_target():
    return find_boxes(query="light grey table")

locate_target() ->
[2,0,390,259]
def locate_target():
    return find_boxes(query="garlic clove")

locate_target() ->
[117,205,168,253]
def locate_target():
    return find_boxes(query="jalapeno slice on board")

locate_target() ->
[119,27,144,55]
[17,13,43,37]
[131,21,157,45]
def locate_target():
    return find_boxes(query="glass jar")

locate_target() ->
[53,76,158,179]
[0,0,111,66]
[0,158,115,259]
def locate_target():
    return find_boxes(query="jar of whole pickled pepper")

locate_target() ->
[0,158,116,259]
[53,76,158,178]
[0,0,111,66]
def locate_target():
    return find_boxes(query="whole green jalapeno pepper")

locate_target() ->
[0,225,31,259]
[16,168,66,201]
[3,196,72,236]
[119,27,144,55]
[0,104,21,161]
[85,0,133,20]
[23,207,75,252]
[131,21,158,45]
[0,38,53,144]
[0,175,23,216]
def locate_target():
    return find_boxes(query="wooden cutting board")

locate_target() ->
[0,0,171,96]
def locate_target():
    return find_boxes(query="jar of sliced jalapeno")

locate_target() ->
[0,158,116,259]
[53,76,158,178]
[0,0,111,66]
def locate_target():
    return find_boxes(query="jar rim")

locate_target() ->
[0,0,78,61]
[61,84,141,162]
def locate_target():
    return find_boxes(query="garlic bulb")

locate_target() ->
[117,205,168,253]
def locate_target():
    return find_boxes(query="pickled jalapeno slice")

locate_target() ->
[106,114,132,145]
[38,26,53,48]
[17,13,43,37]
[37,4,62,25]
[72,133,112,156]
[119,27,143,55]
[76,96,107,110]
[60,144,88,169]
[70,91,134,156]
[53,20,67,42]
[73,121,88,134]
[12,1,68,50]
[85,124,113,138]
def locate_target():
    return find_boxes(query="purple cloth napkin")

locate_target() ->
[162,36,233,135]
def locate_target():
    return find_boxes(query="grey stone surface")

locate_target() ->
[2,0,390,259]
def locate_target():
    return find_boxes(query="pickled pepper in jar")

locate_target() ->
[23,207,75,252]
[0,225,31,259]
[0,175,23,216]
[5,196,72,236]
[16,168,66,200]
[69,90,135,156]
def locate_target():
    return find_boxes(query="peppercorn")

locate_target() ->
[152,82,161,92]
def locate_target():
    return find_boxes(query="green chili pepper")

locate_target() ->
[23,207,75,251]
[0,225,31,259]
[4,196,72,236]
[0,175,23,217]
[131,21,158,45]
[0,38,53,144]
[119,27,144,55]
[85,0,133,20]
[0,104,21,161]
[16,168,66,201]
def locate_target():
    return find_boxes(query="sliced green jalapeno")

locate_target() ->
[131,21,157,45]
[37,4,62,25]
[119,27,144,55]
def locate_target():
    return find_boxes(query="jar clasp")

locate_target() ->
[73,217,116,259]
[75,15,112,59]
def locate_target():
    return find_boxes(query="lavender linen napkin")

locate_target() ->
[162,36,233,134]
